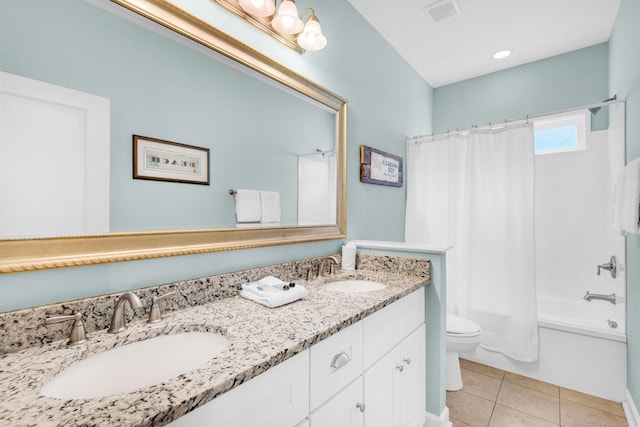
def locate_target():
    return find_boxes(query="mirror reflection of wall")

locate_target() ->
[0,0,336,238]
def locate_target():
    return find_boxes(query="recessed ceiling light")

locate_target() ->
[493,49,512,60]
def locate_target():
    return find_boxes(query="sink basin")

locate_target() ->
[40,331,228,399]
[323,280,386,293]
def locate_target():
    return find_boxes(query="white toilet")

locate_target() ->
[446,314,482,391]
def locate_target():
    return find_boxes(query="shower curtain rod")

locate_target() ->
[299,149,335,157]
[408,97,625,142]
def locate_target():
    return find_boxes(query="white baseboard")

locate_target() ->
[424,406,452,427]
[624,388,640,427]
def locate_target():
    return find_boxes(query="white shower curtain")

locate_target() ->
[406,125,538,362]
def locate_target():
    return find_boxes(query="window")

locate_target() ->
[533,112,588,155]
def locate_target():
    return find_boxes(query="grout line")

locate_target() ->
[486,371,506,426]
[559,386,562,426]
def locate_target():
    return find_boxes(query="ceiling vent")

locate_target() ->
[423,0,461,23]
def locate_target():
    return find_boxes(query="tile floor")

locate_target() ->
[448,358,628,427]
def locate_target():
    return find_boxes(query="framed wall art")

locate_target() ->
[133,135,210,185]
[360,145,403,187]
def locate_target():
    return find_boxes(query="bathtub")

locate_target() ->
[461,295,627,402]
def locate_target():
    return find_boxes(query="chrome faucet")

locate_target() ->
[583,291,617,305]
[318,256,339,277]
[108,292,143,333]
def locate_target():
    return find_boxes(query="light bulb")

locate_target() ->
[272,0,304,34]
[297,16,327,51]
[239,0,275,18]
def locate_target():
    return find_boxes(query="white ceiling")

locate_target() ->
[346,0,621,88]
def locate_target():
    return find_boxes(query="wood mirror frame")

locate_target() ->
[0,0,347,274]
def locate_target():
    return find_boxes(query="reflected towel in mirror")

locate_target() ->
[235,189,261,222]
[260,191,281,223]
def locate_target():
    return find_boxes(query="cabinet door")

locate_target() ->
[363,324,426,427]
[309,377,364,427]
[168,350,309,427]
[398,324,426,427]
[363,344,401,427]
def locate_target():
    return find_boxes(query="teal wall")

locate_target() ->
[609,0,640,407]
[0,0,433,311]
[433,43,610,133]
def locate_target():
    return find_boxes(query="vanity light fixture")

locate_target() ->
[238,0,275,17]
[237,0,327,51]
[492,49,512,60]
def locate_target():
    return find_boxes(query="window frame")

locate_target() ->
[533,111,590,155]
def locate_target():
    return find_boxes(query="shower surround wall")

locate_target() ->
[535,117,626,326]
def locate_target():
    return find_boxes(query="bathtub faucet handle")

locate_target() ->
[596,256,617,278]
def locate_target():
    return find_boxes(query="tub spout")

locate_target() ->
[583,291,617,305]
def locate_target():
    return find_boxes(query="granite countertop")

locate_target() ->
[0,269,427,427]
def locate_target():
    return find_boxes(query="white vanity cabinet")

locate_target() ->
[168,349,310,427]
[168,287,425,427]
[310,288,425,427]
[362,287,426,427]
[363,325,426,427]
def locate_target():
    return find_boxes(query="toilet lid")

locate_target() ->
[447,314,481,335]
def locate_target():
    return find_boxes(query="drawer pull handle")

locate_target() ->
[356,402,366,413]
[404,357,412,365]
[330,351,351,369]
[396,364,404,372]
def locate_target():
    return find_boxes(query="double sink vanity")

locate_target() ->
[0,253,430,426]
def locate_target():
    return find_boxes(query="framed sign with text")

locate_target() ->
[360,145,403,187]
[133,135,210,185]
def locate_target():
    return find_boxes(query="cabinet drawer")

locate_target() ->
[310,321,363,410]
[363,287,424,368]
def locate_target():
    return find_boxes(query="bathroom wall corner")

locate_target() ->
[624,387,640,427]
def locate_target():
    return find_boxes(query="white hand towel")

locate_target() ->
[612,157,640,235]
[235,189,261,222]
[260,191,281,223]
[240,281,308,308]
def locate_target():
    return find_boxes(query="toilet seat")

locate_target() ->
[447,314,481,337]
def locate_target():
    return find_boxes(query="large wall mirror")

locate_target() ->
[0,0,347,274]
